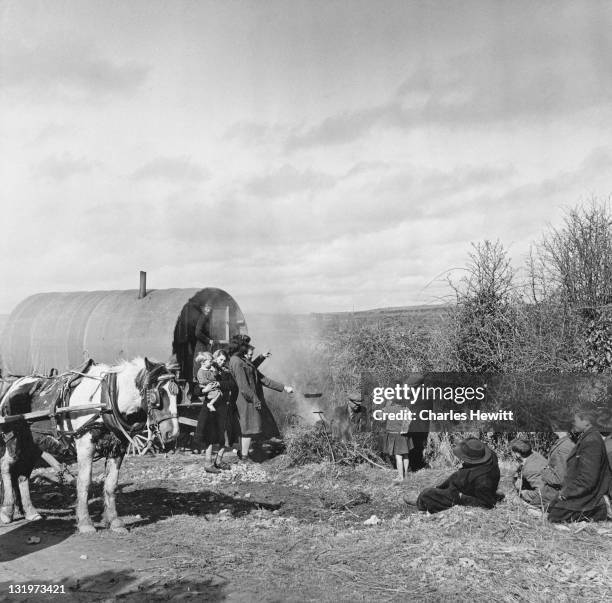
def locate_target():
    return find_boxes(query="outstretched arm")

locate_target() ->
[258,372,285,393]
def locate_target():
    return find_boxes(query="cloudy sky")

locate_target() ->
[2,0,612,315]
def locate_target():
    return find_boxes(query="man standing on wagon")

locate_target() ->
[192,303,214,377]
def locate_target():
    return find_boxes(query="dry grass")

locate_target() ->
[126,454,612,601]
[10,451,611,602]
[133,462,612,602]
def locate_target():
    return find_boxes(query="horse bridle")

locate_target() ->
[139,368,179,435]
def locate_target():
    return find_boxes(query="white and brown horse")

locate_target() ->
[0,357,180,533]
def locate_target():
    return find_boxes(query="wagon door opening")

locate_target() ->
[171,289,248,391]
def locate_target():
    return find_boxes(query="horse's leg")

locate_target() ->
[102,453,127,533]
[1,442,16,524]
[75,434,96,534]
[18,475,41,521]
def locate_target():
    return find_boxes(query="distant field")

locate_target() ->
[314,304,450,329]
[247,304,450,340]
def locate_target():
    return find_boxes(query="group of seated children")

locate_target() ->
[511,407,612,522]
[404,406,612,523]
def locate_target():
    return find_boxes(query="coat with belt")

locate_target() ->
[555,427,611,511]
[228,354,284,437]
[541,435,575,489]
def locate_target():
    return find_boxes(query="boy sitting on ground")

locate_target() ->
[196,352,222,412]
[510,438,548,504]
[404,437,500,513]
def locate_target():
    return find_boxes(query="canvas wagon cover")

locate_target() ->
[1,288,245,375]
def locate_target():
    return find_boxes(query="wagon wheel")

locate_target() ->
[127,432,151,456]
[129,424,168,456]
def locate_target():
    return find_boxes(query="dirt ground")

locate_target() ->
[1,451,611,602]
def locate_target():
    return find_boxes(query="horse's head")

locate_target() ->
[138,358,180,446]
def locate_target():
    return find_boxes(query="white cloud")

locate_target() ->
[131,157,209,183]
[35,154,100,181]
[0,37,148,101]
[246,164,336,198]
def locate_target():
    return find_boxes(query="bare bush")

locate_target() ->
[447,240,521,372]
[280,422,384,468]
[530,199,612,372]
[536,200,612,309]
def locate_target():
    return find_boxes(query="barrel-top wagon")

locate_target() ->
[0,273,249,452]
[1,273,247,378]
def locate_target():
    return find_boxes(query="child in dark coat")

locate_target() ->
[547,408,612,523]
[406,438,500,513]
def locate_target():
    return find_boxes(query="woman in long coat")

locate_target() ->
[194,349,234,473]
[228,342,293,462]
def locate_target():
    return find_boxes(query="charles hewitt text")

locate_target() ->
[372,409,515,422]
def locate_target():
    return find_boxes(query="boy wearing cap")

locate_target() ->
[405,437,500,513]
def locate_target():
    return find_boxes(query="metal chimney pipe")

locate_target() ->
[138,271,147,299]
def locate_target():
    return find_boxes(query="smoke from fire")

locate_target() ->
[245,312,334,426]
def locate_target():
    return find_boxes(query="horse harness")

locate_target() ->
[132,364,179,441]
[23,362,179,448]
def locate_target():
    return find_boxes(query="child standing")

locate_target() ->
[196,352,222,412]
[383,400,413,484]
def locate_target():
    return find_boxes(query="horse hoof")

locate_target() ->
[25,513,43,522]
[78,523,97,534]
[0,513,13,525]
[107,519,128,534]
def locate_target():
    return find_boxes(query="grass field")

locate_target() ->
[1,451,610,602]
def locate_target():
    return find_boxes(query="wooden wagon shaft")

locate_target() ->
[0,403,106,424]
[178,417,198,427]
[53,403,106,414]
[41,451,64,472]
